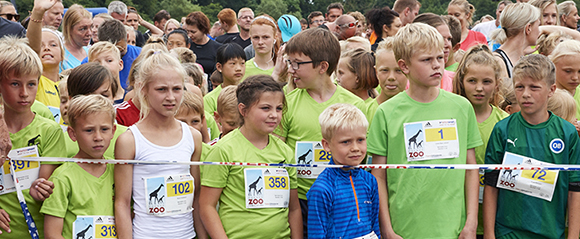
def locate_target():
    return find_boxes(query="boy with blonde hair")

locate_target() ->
[367,23,482,238]
[275,27,367,236]
[484,54,580,238]
[210,85,240,145]
[88,41,125,104]
[0,36,66,239]
[307,103,380,239]
[42,94,117,239]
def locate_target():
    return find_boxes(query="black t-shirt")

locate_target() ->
[190,39,222,76]
[0,18,26,39]
[226,34,251,49]
[215,32,238,44]
[136,30,146,47]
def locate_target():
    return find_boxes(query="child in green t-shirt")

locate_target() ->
[0,36,66,239]
[367,23,482,238]
[374,38,408,105]
[483,54,580,238]
[42,94,117,239]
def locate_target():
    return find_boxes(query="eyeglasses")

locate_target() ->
[339,21,358,28]
[312,20,324,24]
[286,60,314,70]
[1,14,19,21]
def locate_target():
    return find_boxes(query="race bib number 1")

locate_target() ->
[244,168,290,209]
[295,141,331,179]
[73,216,116,239]
[496,152,559,201]
[0,146,40,195]
[403,119,459,161]
[143,174,194,216]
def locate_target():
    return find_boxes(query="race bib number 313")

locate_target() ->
[295,141,330,179]
[143,174,194,216]
[244,168,290,208]
[73,216,116,239]
[403,119,459,161]
[496,152,559,201]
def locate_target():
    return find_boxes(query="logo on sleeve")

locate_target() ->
[550,138,564,154]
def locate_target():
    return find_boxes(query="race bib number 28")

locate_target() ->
[295,141,330,179]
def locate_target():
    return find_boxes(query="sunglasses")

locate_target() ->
[1,13,19,21]
[339,20,358,28]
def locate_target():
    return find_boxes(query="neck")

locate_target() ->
[227,26,239,34]
[64,41,82,52]
[254,52,274,70]
[352,88,370,101]
[4,108,35,134]
[521,110,550,125]
[499,35,526,63]
[193,35,209,45]
[76,162,107,178]
[222,78,238,88]
[239,125,269,149]
[406,83,440,103]
[114,76,124,101]
[557,83,576,96]
[376,93,392,105]
[306,77,337,103]
[473,103,493,123]
[140,111,181,130]
[43,66,60,82]
[495,19,500,27]
[239,29,250,39]
[446,55,456,68]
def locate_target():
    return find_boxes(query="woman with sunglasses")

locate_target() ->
[0,1,19,22]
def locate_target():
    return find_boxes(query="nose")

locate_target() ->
[20,85,29,98]
[94,130,103,141]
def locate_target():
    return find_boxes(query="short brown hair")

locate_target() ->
[68,94,115,128]
[67,62,118,98]
[308,11,323,24]
[285,28,341,76]
[393,0,421,13]
[512,54,556,86]
[217,8,237,27]
[442,15,462,47]
[340,48,379,92]
[185,11,211,35]
[177,90,204,119]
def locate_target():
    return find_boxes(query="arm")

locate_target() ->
[307,187,329,239]
[288,189,302,239]
[44,215,65,239]
[539,25,580,40]
[189,128,208,239]
[459,148,479,239]
[29,178,54,201]
[199,186,228,239]
[568,191,580,238]
[370,155,402,239]
[114,131,136,239]
[138,14,163,36]
[483,185,498,239]
[27,0,58,54]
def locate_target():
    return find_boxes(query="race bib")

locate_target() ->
[496,152,559,201]
[143,174,194,216]
[403,119,459,161]
[48,106,61,124]
[295,141,331,178]
[353,231,379,239]
[244,168,290,209]
[73,216,116,239]
[479,169,485,204]
[0,146,40,195]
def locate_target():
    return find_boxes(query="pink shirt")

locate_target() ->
[460,30,488,51]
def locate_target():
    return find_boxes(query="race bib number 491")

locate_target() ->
[403,119,459,161]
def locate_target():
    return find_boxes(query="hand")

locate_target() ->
[33,0,58,11]
[385,231,403,239]
[272,44,288,80]
[29,178,54,201]
[137,14,144,26]
[0,209,10,234]
[458,223,477,239]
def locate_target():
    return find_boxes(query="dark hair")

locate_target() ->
[166,28,190,45]
[153,10,170,23]
[67,62,118,98]
[98,19,127,43]
[216,43,246,64]
[185,11,211,35]
[442,15,462,47]
[285,28,341,76]
[365,7,399,38]
[210,70,223,85]
[413,13,446,28]
[327,2,344,13]
[341,48,379,92]
[308,11,323,23]
[236,75,286,125]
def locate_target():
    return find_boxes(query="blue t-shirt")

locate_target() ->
[81,44,141,90]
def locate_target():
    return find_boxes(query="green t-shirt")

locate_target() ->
[206,112,220,141]
[40,163,115,239]
[0,114,66,239]
[365,97,379,125]
[367,89,482,238]
[476,105,508,235]
[573,86,580,120]
[445,62,459,72]
[32,100,55,121]
[274,85,367,199]
[201,129,297,239]
[485,112,580,239]
[203,85,223,116]
[63,124,127,159]
[242,58,274,81]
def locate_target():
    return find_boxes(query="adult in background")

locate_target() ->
[349,11,366,37]
[164,18,180,36]
[366,7,400,52]
[393,0,421,26]
[235,8,254,49]
[125,6,163,47]
[0,1,18,22]
[184,11,222,77]
[326,2,343,22]
[558,1,580,29]
[244,15,279,80]
[148,10,170,40]
[215,9,240,44]
[530,0,559,26]
[447,0,487,51]
[108,1,126,24]
[308,11,325,28]
[90,13,113,44]
[209,21,224,40]
[61,4,92,71]
[472,0,512,40]
[42,0,64,29]
[332,15,358,40]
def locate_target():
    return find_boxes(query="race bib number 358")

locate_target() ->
[403,119,459,162]
[244,168,290,209]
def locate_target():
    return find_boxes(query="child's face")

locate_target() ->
[322,125,367,168]
[336,57,358,92]
[241,91,283,136]
[435,24,452,64]
[514,76,556,118]
[215,110,241,136]
[91,81,114,101]
[287,53,320,90]
[40,31,63,67]
[145,69,184,118]
[175,109,203,132]
[60,86,69,124]
[0,73,38,114]
[90,51,123,76]
[447,4,469,27]
[218,57,245,85]
[541,3,558,26]
[463,64,497,108]
[167,34,189,51]
[554,55,580,93]
[376,50,407,98]
[401,48,444,88]
[68,112,115,159]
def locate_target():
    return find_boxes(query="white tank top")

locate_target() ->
[130,122,196,239]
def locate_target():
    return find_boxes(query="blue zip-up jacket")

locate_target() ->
[307,163,381,239]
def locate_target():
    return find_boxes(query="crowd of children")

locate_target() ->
[2,0,580,238]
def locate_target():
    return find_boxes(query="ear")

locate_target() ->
[318,61,329,74]
[237,103,246,118]
[404,7,411,16]
[452,43,461,52]
[119,59,124,71]
[505,105,513,114]
[548,83,557,97]
[216,62,223,73]
[111,123,117,135]
[382,24,389,35]
[67,126,77,142]
[213,111,221,125]
[321,138,331,153]
[525,23,532,35]
[398,59,410,75]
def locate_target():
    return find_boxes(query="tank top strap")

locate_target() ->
[494,49,513,78]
